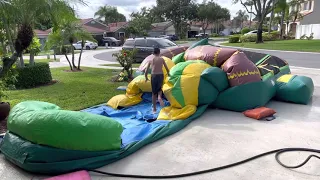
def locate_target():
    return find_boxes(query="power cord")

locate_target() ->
[89,148,320,179]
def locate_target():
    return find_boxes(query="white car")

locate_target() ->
[244,30,265,36]
[72,41,98,50]
[195,33,209,38]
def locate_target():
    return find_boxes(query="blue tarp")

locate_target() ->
[82,93,171,147]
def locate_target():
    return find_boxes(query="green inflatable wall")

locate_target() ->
[7,101,123,151]
[275,75,314,105]
[172,52,186,64]
[212,78,277,112]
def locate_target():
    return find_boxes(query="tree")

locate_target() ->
[236,10,249,29]
[196,1,222,35]
[215,7,231,34]
[0,0,86,78]
[127,11,152,37]
[288,0,306,23]
[27,36,41,66]
[275,0,288,38]
[126,6,165,37]
[157,0,198,39]
[244,0,254,28]
[46,19,96,71]
[94,6,126,25]
[233,0,279,43]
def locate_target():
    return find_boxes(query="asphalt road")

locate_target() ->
[94,41,320,69]
[229,47,320,69]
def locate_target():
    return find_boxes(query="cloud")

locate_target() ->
[75,0,244,20]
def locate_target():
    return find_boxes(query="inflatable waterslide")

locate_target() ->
[0,39,314,175]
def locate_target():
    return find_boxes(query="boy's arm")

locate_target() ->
[145,62,150,81]
[163,59,170,76]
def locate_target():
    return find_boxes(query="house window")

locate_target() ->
[303,1,312,11]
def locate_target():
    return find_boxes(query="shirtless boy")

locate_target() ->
[145,47,170,113]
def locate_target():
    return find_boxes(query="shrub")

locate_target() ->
[210,33,219,37]
[240,34,257,42]
[27,37,42,55]
[229,35,240,43]
[300,34,307,40]
[14,63,52,89]
[112,49,138,81]
[307,33,314,40]
[241,28,251,35]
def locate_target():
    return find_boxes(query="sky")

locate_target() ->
[73,0,244,20]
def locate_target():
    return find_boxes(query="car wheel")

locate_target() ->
[112,42,116,46]
[86,46,90,50]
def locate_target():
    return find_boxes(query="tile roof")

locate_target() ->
[82,25,106,34]
[81,18,94,25]
[107,22,128,32]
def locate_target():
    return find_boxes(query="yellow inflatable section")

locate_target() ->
[158,61,211,120]
[107,57,174,109]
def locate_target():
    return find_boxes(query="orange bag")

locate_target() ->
[243,107,276,120]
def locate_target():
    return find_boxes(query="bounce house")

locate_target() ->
[0,39,314,175]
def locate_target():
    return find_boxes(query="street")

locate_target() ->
[93,41,320,69]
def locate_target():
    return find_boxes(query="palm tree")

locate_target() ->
[0,0,86,77]
[46,19,96,71]
[94,5,126,25]
[275,0,289,39]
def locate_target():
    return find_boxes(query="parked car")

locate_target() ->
[72,41,98,50]
[168,34,179,41]
[122,38,178,63]
[158,35,171,40]
[195,33,209,38]
[244,30,265,36]
[102,37,121,46]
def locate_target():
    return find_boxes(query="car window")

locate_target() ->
[124,40,134,46]
[146,40,159,48]
[135,39,147,47]
[157,39,176,47]
[109,37,117,41]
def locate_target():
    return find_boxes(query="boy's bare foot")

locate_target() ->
[158,98,165,107]
[152,109,157,114]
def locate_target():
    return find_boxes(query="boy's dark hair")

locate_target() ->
[153,47,160,55]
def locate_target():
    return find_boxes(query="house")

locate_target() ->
[35,18,122,48]
[34,29,51,50]
[288,0,320,39]
[105,22,128,39]
[148,21,215,38]
[147,22,173,37]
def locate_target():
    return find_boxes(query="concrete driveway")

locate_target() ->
[1,67,320,180]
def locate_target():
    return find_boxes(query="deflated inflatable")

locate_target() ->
[0,38,315,175]
[7,101,123,151]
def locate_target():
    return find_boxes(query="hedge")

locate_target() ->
[241,28,251,35]
[240,32,280,42]
[229,35,240,43]
[15,63,52,89]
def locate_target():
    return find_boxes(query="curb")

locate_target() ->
[214,42,320,55]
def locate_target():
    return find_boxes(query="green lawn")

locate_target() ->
[4,67,126,110]
[102,63,141,68]
[175,41,189,44]
[222,40,320,53]
[23,50,81,56]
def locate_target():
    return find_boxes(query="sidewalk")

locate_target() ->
[48,47,128,70]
